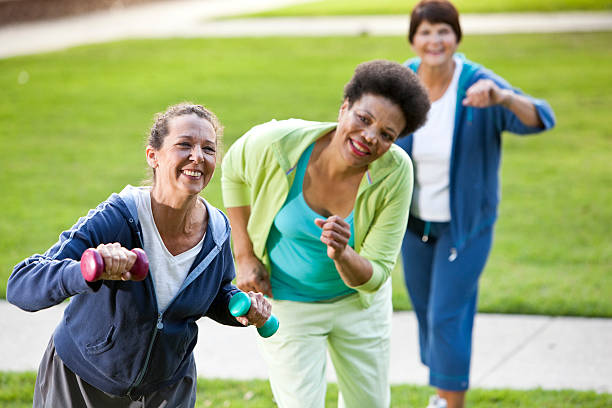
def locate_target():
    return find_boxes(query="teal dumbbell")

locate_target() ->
[229,291,279,338]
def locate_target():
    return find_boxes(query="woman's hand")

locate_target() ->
[315,215,351,261]
[235,255,272,297]
[95,243,137,281]
[315,215,372,287]
[463,78,543,128]
[234,291,272,328]
[463,79,512,108]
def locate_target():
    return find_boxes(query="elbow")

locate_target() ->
[6,274,19,305]
[351,272,385,294]
[6,273,38,312]
[6,280,29,311]
[351,259,390,294]
[535,102,556,130]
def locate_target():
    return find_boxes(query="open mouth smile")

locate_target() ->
[349,139,370,157]
[182,169,203,179]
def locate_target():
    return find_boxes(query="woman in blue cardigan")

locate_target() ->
[395,1,556,407]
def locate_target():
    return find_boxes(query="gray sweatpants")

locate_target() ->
[33,337,197,408]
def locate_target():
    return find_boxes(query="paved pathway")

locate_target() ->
[2,301,611,393]
[1,0,611,58]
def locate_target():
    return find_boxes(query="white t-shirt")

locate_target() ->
[134,187,205,311]
[411,56,463,222]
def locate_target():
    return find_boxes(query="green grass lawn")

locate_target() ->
[241,0,612,18]
[1,372,610,407]
[1,32,611,316]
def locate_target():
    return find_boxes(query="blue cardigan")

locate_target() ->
[7,185,241,397]
[397,55,556,258]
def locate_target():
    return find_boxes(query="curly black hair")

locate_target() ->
[343,60,430,137]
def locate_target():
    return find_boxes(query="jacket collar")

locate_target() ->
[271,119,404,190]
[117,185,230,248]
[271,119,336,173]
[405,53,482,97]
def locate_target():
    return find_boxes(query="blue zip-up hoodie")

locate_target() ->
[396,55,556,257]
[7,185,242,398]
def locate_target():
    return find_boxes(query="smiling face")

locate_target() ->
[146,113,217,198]
[411,20,459,69]
[334,93,406,169]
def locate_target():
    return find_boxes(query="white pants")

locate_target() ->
[259,281,392,408]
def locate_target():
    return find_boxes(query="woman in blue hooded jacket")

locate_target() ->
[395,1,556,408]
[7,103,271,407]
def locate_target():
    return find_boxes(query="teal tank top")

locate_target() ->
[267,143,357,302]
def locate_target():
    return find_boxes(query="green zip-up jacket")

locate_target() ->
[221,119,413,307]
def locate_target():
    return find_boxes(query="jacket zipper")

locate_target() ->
[127,312,163,398]
[126,260,197,398]
[126,223,159,398]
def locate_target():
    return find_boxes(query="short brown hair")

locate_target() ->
[408,0,462,44]
[148,102,223,150]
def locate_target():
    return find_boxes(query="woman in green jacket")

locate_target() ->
[222,60,430,408]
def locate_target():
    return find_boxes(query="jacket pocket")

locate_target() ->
[85,325,116,355]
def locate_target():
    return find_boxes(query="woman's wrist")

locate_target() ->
[501,90,514,108]
[235,251,257,265]
[334,248,372,287]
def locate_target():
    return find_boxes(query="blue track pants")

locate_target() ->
[400,217,493,391]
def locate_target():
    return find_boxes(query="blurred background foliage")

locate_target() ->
[1,32,611,316]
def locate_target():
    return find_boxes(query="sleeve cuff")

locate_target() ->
[62,263,102,294]
[352,261,387,293]
[534,99,556,130]
[222,183,251,208]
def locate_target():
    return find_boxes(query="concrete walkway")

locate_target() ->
[1,0,611,58]
[2,300,611,393]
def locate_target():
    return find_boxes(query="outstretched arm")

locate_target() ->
[7,206,123,311]
[463,78,544,128]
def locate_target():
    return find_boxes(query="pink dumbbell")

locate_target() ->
[80,248,149,282]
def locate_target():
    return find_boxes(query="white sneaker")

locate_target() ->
[426,394,448,408]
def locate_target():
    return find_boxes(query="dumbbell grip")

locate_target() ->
[80,248,149,282]
[229,291,279,338]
